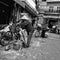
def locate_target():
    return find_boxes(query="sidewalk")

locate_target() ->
[0,33,60,60]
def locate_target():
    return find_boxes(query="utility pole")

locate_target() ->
[35,0,40,11]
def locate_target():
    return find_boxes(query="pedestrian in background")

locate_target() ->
[18,13,34,48]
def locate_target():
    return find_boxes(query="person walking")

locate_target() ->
[41,23,47,38]
[18,13,34,48]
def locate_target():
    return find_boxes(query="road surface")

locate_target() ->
[0,33,60,60]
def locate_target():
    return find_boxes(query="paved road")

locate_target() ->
[0,33,60,60]
[37,33,60,60]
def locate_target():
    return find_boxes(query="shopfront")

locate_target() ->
[0,0,38,25]
[0,0,14,24]
[43,15,59,28]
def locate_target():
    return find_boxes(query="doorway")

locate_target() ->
[48,19,58,28]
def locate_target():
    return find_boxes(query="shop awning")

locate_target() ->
[14,0,25,8]
[23,1,38,17]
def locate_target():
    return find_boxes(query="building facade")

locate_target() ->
[38,0,60,29]
[46,0,60,28]
[0,0,38,25]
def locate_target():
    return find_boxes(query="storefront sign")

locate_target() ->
[39,5,49,11]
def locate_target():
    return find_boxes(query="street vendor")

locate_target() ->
[18,13,34,48]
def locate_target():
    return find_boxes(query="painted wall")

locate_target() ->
[58,20,60,29]
[47,2,60,6]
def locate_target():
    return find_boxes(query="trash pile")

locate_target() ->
[0,22,27,51]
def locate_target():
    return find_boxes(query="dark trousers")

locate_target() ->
[41,29,46,38]
[58,29,60,34]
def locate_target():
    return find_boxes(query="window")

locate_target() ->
[42,0,46,1]
[49,6,53,12]
[57,7,60,13]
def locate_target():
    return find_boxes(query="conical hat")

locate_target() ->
[20,15,29,20]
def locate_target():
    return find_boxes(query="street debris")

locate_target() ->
[32,41,40,47]
[0,21,28,52]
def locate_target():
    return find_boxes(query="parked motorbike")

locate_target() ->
[0,23,28,51]
[34,27,49,38]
